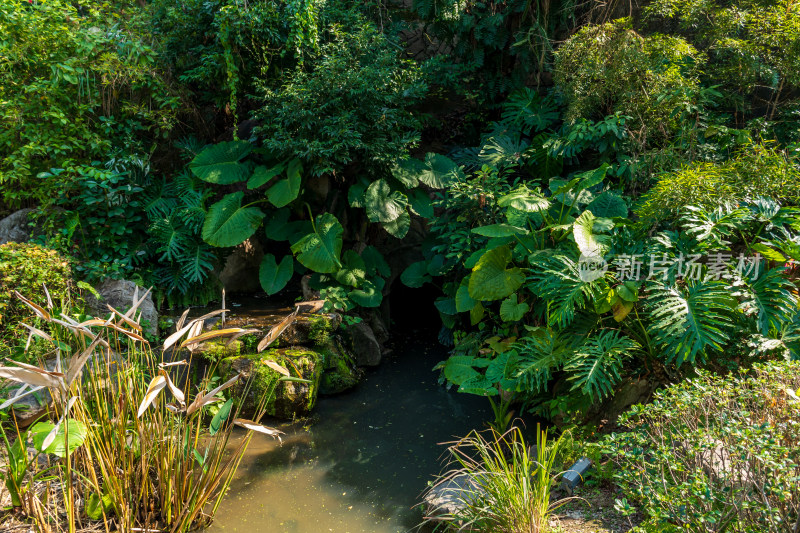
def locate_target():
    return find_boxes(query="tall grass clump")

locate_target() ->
[0,289,287,532]
[423,425,573,533]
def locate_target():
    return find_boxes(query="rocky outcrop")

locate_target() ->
[218,239,263,293]
[344,321,382,367]
[318,339,362,395]
[5,384,52,428]
[0,208,37,244]
[84,279,158,339]
[281,313,342,346]
[221,348,322,420]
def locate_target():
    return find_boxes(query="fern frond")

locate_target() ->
[500,88,559,133]
[527,253,598,328]
[514,328,571,393]
[180,241,216,284]
[150,217,189,262]
[564,330,638,401]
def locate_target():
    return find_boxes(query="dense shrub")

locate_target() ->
[643,0,800,123]
[0,243,77,356]
[604,362,800,532]
[254,22,427,177]
[553,19,701,143]
[0,0,180,207]
[635,144,800,225]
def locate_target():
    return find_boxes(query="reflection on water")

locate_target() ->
[206,334,489,533]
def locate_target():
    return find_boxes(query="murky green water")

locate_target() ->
[206,333,489,533]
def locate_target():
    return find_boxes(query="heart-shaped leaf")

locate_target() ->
[190,141,252,184]
[259,254,294,295]
[247,163,284,189]
[202,192,265,247]
[267,159,302,208]
[365,179,408,223]
[499,294,529,322]
[469,246,524,301]
[291,213,343,273]
[382,210,411,238]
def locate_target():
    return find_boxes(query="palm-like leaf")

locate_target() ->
[738,267,797,335]
[646,280,737,365]
[514,328,571,393]
[527,253,597,328]
[564,330,638,401]
[681,204,750,250]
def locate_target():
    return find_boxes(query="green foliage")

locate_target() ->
[605,362,800,532]
[291,213,343,274]
[0,243,77,356]
[423,426,571,532]
[259,254,294,296]
[643,0,800,122]
[29,419,88,458]
[553,18,701,141]
[202,192,265,248]
[255,22,426,177]
[189,141,253,184]
[0,0,179,207]
[636,144,800,226]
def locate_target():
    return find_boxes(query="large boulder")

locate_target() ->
[0,208,37,244]
[221,347,322,420]
[218,238,263,293]
[318,338,362,395]
[85,279,158,339]
[344,321,382,367]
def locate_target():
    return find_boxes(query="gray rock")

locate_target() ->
[345,321,382,367]
[0,208,37,244]
[85,279,158,339]
[4,384,52,428]
[218,239,263,293]
[423,473,483,523]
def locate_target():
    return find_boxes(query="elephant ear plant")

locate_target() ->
[0,290,289,532]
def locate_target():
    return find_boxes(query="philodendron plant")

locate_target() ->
[191,139,463,311]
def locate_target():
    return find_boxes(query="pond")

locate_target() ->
[206,330,489,533]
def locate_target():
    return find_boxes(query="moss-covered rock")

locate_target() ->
[221,347,322,420]
[280,313,342,346]
[318,337,362,395]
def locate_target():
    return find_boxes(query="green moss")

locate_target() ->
[221,348,322,419]
[0,243,78,358]
[318,338,362,395]
[201,339,241,363]
[308,315,335,345]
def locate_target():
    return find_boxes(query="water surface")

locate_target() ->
[207,333,489,533]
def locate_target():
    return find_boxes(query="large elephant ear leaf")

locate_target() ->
[259,254,294,295]
[409,189,434,218]
[382,210,411,238]
[190,141,252,184]
[349,278,384,308]
[202,192,265,247]
[587,191,628,218]
[391,158,425,188]
[419,153,463,188]
[469,245,524,301]
[573,211,602,256]
[290,213,343,273]
[365,179,408,223]
[267,159,302,208]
